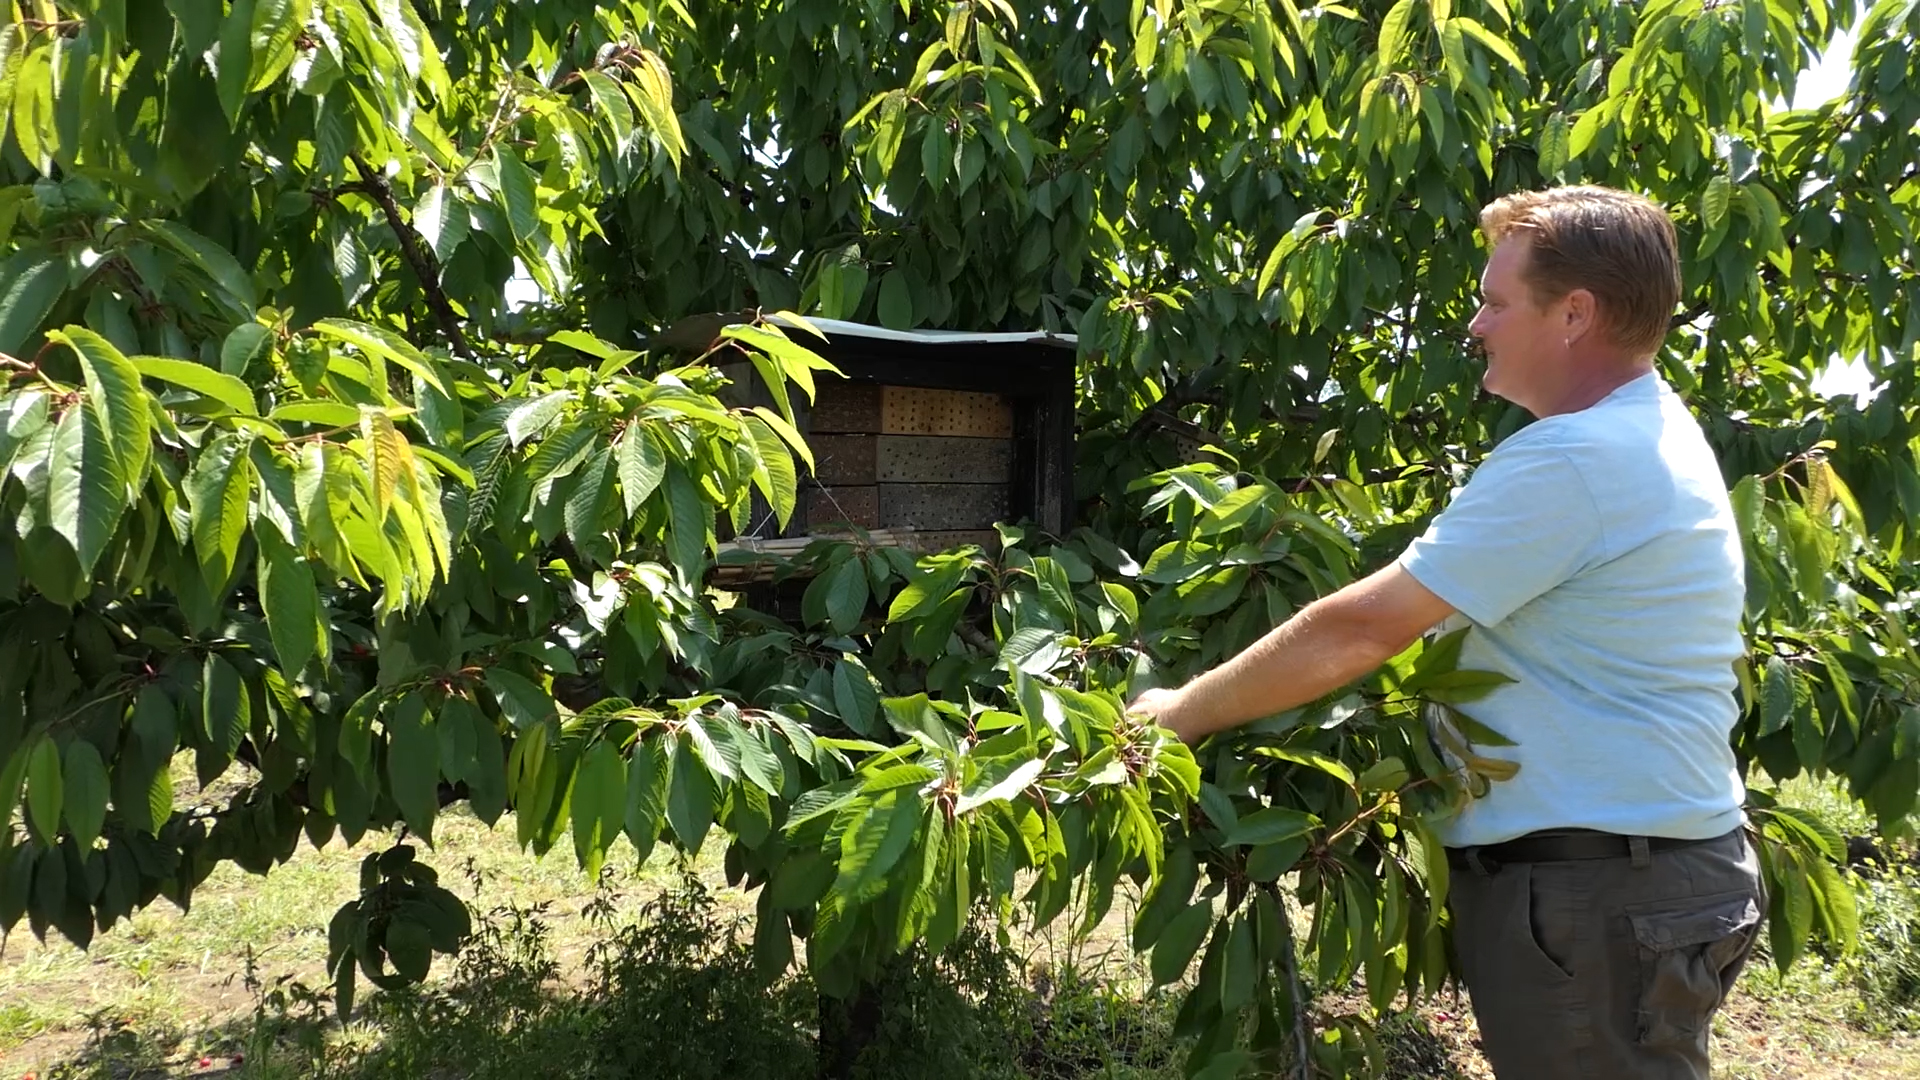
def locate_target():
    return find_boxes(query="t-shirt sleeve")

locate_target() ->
[1396,439,1607,627]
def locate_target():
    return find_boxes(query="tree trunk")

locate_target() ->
[815,981,883,1080]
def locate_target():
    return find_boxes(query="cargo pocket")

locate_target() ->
[1625,890,1762,1050]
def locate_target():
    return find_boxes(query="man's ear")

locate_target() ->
[1562,287,1599,344]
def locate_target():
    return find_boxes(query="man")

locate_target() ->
[1128,186,1764,1079]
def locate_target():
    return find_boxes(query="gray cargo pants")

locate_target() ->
[1447,827,1764,1079]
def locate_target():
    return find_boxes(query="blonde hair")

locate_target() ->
[1479,186,1681,356]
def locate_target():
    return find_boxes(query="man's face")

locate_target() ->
[1468,239,1565,407]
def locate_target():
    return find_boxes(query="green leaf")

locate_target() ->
[53,327,151,488]
[1132,844,1197,951]
[1151,901,1213,986]
[754,894,794,979]
[385,917,433,982]
[571,739,626,877]
[1419,669,1518,705]
[814,245,870,321]
[624,50,686,165]
[616,422,666,517]
[564,447,613,544]
[386,695,440,842]
[664,465,709,583]
[1537,110,1571,176]
[1805,849,1858,950]
[744,415,797,528]
[0,250,67,357]
[1356,756,1410,792]
[1226,806,1317,847]
[832,658,881,737]
[748,406,813,472]
[248,0,306,90]
[734,728,783,796]
[834,790,921,902]
[272,401,362,428]
[1,745,31,845]
[1761,657,1793,736]
[1250,747,1355,784]
[485,669,554,731]
[1774,806,1846,863]
[823,557,869,634]
[666,733,716,854]
[1219,912,1257,1012]
[506,392,573,447]
[221,325,272,380]
[625,736,669,864]
[25,737,61,840]
[1703,175,1732,232]
[145,756,175,836]
[215,0,256,125]
[360,405,413,523]
[1452,16,1526,74]
[311,318,449,397]
[1377,0,1416,67]
[202,652,250,757]
[877,269,914,330]
[870,90,908,174]
[582,69,636,150]
[119,687,178,836]
[144,220,256,311]
[887,560,968,622]
[132,355,257,416]
[492,144,539,249]
[45,404,128,580]
[185,432,254,591]
[1246,835,1311,881]
[258,525,322,674]
[61,740,108,852]
[955,757,1043,814]
[465,704,507,825]
[412,183,470,264]
[1771,855,1812,972]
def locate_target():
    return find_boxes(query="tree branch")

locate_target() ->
[1278,462,1449,494]
[347,156,476,362]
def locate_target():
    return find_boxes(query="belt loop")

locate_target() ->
[1629,835,1651,869]
[1465,848,1495,877]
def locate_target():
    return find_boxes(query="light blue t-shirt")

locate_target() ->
[1397,373,1748,848]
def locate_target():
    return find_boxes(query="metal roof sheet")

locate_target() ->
[769,313,1077,349]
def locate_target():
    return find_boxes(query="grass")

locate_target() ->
[5,768,1920,1078]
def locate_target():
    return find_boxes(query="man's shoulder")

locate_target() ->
[1498,379,1693,466]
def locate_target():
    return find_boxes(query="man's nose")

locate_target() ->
[1467,307,1489,337]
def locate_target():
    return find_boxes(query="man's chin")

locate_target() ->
[1479,368,1521,407]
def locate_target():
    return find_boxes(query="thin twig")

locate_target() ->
[347,155,476,361]
[1270,884,1315,1079]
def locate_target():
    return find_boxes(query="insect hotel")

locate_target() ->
[702,316,1077,574]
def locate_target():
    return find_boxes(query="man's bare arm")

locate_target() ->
[1131,564,1456,742]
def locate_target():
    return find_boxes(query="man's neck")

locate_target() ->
[1530,358,1654,418]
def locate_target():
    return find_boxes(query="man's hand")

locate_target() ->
[1127,686,1198,743]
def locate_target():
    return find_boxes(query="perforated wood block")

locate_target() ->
[911,530,1002,555]
[875,436,1012,483]
[809,381,882,433]
[803,484,879,528]
[877,483,1008,530]
[879,386,1014,438]
[810,434,877,486]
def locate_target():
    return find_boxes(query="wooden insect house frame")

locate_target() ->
[704,316,1077,575]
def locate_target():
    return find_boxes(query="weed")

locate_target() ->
[582,872,814,1080]
[1841,858,1920,1033]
